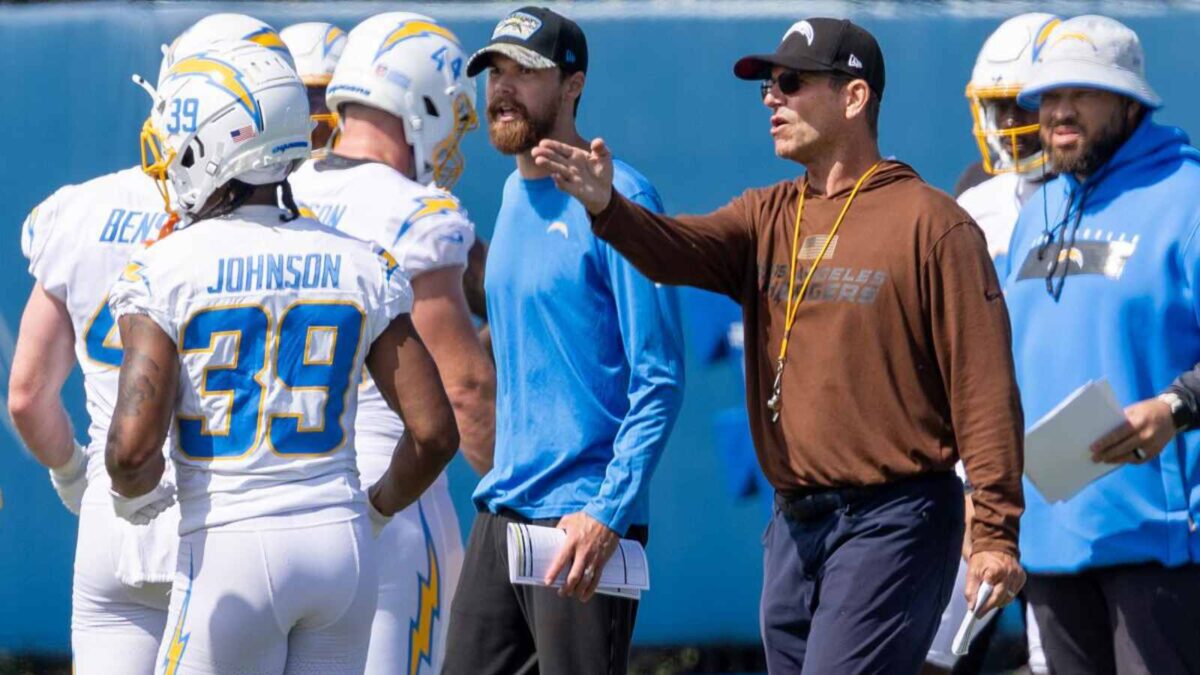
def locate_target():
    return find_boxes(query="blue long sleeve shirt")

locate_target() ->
[1004,117,1200,572]
[475,159,685,535]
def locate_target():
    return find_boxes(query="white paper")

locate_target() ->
[506,523,649,600]
[951,581,996,656]
[1024,379,1126,502]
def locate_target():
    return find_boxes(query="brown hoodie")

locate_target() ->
[592,160,1024,556]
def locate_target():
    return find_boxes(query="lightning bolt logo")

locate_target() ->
[162,545,195,675]
[407,503,441,675]
[166,55,264,131]
[243,27,291,56]
[323,25,346,58]
[395,196,462,245]
[375,20,460,61]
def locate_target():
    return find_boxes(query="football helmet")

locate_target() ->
[137,41,311,217]
[327,13,478,188]
[966,13,1060,175]
[159,13,293,88]
[281,22,347,154]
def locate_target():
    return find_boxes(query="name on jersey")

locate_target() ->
[207,253,342,294]
[99,208,169,244]
[306,203,347,229]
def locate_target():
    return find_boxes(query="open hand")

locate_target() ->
[531,138,615,214]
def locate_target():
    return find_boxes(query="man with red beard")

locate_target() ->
[442,7,684,675]
[1000,15,1200,674]
[533,16,1026,674]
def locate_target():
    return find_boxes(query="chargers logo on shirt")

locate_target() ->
[1016,231,1137,282]
[396,195,463,245]
[375,20,461,60]
[165,55,264,131]
[374,244,400,281]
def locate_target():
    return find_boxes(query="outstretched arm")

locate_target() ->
[533,138,755,298]
[366,314,460,516]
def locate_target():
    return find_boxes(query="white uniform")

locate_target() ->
[290,156,470,675]
[21,166,179,674]
[926,170,1048,672]
[956,172,1043,271]
[107,205,412,675]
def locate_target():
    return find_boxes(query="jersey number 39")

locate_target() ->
[179,302,365,460]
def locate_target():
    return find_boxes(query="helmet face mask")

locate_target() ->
[327,13,479,187]
[431,91,479,189]
[965,13,1060,176]
[967,87,1044,175]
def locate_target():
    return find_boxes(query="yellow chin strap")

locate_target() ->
[431,93,479,189]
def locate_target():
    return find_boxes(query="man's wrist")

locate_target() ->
[1157,392,1189,431]
[49,441,85,479]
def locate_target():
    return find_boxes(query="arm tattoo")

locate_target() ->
[114,351,161,419]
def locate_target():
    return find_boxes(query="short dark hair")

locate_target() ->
[828,73,879,138]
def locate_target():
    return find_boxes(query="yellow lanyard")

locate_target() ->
[767,161,882,422]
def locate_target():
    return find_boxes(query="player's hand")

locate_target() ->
[366,486,393,538]
[544,511,619,602]
[110,482,175,525]
[531,138,615,215]
[966,550,1024,616]
[49,441,88,516]
[1091,398,1175,465]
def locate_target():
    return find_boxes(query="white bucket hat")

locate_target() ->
[1017,15,1160,110]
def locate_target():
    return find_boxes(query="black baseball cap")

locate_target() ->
[734,18,886,100]
[466,7,588,78]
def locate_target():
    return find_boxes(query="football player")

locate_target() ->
[7,12,289,674]
[958,13,1061,271]
[106,39,458,674]
[288,13,496,675]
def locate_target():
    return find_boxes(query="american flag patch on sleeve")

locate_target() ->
[230,125,256,143]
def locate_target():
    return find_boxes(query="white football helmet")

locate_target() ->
[327,13,478,188]
[159,13,293,87]
[281,22,347,155]
[966,13,1061,175]
[281,22,347,86]
[138,41,311,217]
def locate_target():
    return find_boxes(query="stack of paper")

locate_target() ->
[1024,379,1127,502]
[506,523,650,600]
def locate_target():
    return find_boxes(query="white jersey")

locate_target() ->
[20,166,170,471]
[956,171,1044,267]
[108,205,412,534]
[290,155,474,467]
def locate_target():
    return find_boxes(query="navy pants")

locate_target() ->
[760,472,964,674]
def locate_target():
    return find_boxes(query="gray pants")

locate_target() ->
[1026,563,1200,675]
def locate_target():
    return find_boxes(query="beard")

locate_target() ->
[487,96,559,155]
[1045,106,1135,177]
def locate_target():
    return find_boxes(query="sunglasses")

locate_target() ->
[761,70,804,98]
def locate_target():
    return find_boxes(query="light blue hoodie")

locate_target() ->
[1003,117,1200,573]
